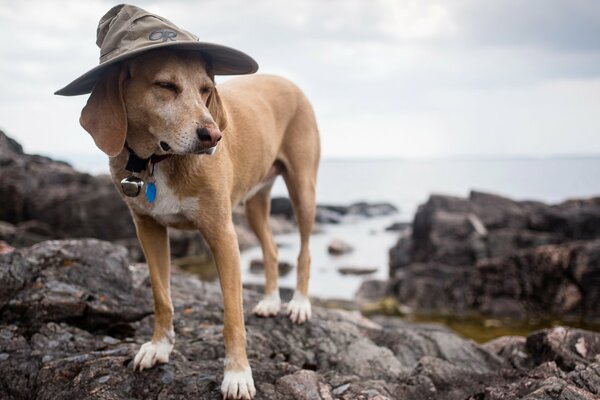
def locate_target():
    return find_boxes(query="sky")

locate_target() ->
[0,0,599,172]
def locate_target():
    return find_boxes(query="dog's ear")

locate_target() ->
[207,87,228,132]
[80,64,128,157]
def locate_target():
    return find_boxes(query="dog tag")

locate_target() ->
[121,176,144,197]
[146,182,157,203]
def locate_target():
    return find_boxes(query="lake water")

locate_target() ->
[242,157,600,300]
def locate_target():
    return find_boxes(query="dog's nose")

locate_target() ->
[196,126,222,147]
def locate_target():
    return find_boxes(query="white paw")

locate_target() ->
[221,367,256,399]
[252,291,281,317]
[133,335,174,371]
[286,291,312,324]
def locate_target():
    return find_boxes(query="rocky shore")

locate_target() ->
[386,191,600,322]
[2,239,599,400]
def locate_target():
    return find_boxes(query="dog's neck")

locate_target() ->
[124,143,172,173]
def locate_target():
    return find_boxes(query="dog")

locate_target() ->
[78,47,319,398]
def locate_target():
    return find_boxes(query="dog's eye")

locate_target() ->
[154,81,178,92]
[200,86,213,95]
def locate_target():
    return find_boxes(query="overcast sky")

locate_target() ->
[1,0,599,171]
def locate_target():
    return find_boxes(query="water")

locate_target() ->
[66,154,600,300]
[242,157,600,300]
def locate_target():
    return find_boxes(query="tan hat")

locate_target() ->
[55,4,258,96]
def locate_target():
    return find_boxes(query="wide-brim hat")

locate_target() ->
[55,4,258,96]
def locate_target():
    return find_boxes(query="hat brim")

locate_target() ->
[55,41,258,96]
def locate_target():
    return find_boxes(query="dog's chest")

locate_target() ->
[127,167,197,226]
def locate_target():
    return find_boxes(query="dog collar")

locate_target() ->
[124,143,171,173]
[121,143,170,202]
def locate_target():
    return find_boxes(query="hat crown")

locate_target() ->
[95,4,197,62]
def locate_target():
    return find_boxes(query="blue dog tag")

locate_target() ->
[146,182,157,203]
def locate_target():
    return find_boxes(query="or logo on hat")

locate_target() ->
[149,29,177,42]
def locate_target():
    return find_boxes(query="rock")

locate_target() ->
[526,327,600,370]
[1,239,600,399]
[385,221,411,232]
[271,195,399,224]
[390,191,600,273]
[337,266,378,276]
[315,207,344,224]
[354,279,390,304]
[0,130,134,240]
[249,259,294,276]
[389,240,600,320]
[0,239,151,329]
[0,240,14,255]
[346,202,398,217]
[328,238,354,255]
[389,191,600,321]
[276,370,322,400]
[270,197,294,219]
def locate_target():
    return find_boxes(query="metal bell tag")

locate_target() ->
[121,176,145,197]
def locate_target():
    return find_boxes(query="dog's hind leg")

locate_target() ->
[283,171,317,324]
[246,182,282,317]
[131,213,174,371]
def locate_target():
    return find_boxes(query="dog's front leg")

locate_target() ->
[131,213,174,371]
[200,217,256,399]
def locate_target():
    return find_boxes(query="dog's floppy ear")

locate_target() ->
[207,87,228,132]
[80,64,128,157]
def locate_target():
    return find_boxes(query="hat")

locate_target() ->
[55,4,258,96]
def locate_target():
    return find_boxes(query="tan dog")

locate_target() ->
[79,49,320,399]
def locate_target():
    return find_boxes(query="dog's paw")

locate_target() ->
[286,291,312,324]
[133,337,173,371]
[252,291,281,317]
[221,367,256,399]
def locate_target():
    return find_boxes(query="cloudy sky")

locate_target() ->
[1,0,599,171]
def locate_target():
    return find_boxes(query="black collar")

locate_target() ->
[124,143,172,173]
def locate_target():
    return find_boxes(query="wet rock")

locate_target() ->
[328,238,354,255]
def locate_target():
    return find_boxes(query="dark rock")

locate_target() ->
[249,259,294,276]
[1,239,600,399]
[390,240,600,320]
[337,266,378,276]
[270,197,294,219]
[385,221,411,232]
[391,191,600,273]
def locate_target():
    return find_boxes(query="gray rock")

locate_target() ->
[1,239,600,399]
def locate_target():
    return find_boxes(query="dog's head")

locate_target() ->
[80,49,227,158]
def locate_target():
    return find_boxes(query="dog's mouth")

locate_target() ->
[192,145,218,155]
[157,141,217,156]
